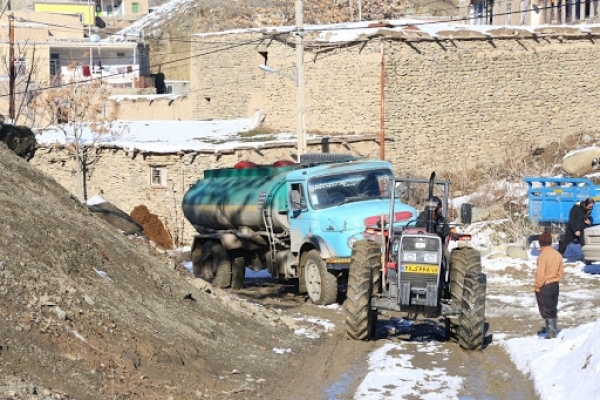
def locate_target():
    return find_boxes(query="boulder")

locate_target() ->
[0,123,38,161]
[561,147,600,177]
[86,201,144,235]
[471,204,508,222]
[506,244,528,259]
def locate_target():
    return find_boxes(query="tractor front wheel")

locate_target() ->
[457,272,486,350]
[448,246,482,337]
[345,240,380,340]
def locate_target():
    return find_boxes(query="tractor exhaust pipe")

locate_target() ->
[427,172,436,234]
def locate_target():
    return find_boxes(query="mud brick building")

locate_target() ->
[32,21,600,246]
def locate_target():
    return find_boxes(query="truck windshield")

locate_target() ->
[308,169,393,210]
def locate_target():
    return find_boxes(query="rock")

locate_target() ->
[561,147,600,176]
[506,244,528,259]
[190,278,212,292]
[0,123,38,161]
[471,204,508,222]
[87,201,144,236]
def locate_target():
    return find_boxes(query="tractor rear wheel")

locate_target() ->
[448,246,482,336]
[457,272,486,350]
[304,249,338,305]
[345,240,380,340]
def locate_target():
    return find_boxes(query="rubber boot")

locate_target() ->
[546,318,557,339]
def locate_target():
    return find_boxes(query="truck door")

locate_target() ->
[288,182,312,252]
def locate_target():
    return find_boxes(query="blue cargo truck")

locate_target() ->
[524,176,600,263]
[523,177,600,224]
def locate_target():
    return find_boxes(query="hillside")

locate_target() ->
[117,0,459,80]
[0,142,314,398]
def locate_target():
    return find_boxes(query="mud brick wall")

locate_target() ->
[191,30,600,176]
[31,138,380,246]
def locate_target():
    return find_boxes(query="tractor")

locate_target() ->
[344,172,487,350]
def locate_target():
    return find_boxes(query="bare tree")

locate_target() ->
[0,41,43,125]
[31,63,122,201]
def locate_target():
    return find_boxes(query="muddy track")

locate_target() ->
[228,269,553,400]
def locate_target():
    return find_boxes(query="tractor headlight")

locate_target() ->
[402,252,417,262]
[423,252,438,263]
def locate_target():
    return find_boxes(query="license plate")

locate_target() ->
[402,264,439,274]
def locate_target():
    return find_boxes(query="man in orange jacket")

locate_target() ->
[535,230,564,339]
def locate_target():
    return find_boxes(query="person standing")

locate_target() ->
[535,230,564,339]
[557,198,594,256]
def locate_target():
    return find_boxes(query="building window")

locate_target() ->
[166,85,173,94]
[471,1,485,25]
[132,3,139,13]
[506,3,512,25]
[150,166,167,187]
[15,58,27,75]
[117,52,125,57]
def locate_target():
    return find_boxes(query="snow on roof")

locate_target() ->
[109,94,185,103]
[33,111,302,154]
[193,19,600,43]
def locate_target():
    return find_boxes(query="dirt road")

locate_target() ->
[227,252,600,400]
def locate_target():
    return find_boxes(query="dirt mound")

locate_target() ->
[130,204,173,249]
[0,141,311,399]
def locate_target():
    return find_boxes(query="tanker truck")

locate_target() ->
[182,153,417,305]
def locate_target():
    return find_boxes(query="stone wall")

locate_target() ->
[191,27,600,175]
[109,95,192,120]
[30,137,381,246]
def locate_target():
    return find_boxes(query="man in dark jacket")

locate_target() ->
[416,196,450,239]
[557,198,594,256]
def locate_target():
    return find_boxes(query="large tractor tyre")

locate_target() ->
[304,250,338,305]
[204,242,232,288]
[449,247,482,305]
[448,247,482,336]
[457,272,486,351]
[345,240,381,340]
[231,257,246,290]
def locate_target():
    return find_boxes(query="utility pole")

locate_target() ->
[295,0,307,156]
[9,13,15,123]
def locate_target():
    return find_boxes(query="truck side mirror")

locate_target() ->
[396,182,409,199]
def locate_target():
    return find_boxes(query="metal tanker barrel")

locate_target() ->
[182,162,297,233]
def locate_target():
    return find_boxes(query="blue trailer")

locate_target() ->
[523,176,600,225]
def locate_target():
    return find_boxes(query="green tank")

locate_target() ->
[182,163,297,233]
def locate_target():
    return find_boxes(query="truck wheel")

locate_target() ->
[191,242,204,278]
[448,247,482,336]
[231,257,246,290]
[207,243,231,289]
[457,272,486,351]
[345,240,380,340]
[304,249,338,305]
